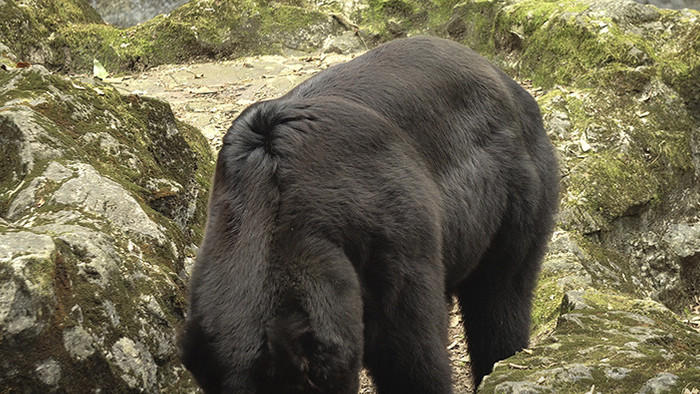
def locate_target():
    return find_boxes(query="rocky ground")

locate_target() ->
[108,48,478,393]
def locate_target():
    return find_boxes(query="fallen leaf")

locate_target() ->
[93,59,109,80]
[189,86,216,94]
[580,138,591,152]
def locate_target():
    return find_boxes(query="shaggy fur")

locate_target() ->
[180,36,559,393]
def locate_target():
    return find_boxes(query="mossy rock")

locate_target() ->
[0,0,103,66]
[480,289,700,393]
[483,0,699,113]
[538,84,694,230]
[0,66,213,236]
[0,0,344,74]
[0,64,213,391]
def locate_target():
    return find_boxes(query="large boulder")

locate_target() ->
[0,64,213,392]
[469,0,700,312]
[0,0,102,67]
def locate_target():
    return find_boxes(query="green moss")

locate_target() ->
[540,77,694,231]
[656,11,700,116]
[1,66,212,249]
[482,289,700,392]
[439,0,498,56]
[567,150,659,222]
[262,4,330,32]
[437,0,700,108]
[0,0,102,65]
[1,0,338,74]
[356,0,433,41]
[0,117,24,212]
[530,270,566,339]
[525,17,648,86]
[177,121,215,242]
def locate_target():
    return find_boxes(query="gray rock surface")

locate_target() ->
[638,372,679,393]
[634,0,700,10]
[52,163,166,243]
[90,0,189,27]
[481,289,700,392]
[34,358,61,387]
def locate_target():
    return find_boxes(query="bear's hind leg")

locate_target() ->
[457,230,548,389]
[363,276,453,394]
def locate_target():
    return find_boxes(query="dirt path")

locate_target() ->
[110,51,474,393]
[109,52,357,150]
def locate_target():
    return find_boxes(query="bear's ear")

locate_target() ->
[265,310,318,388]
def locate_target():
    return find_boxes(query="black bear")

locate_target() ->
[180,36,559,393]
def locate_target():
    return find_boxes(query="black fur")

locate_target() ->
[180,36,559,393]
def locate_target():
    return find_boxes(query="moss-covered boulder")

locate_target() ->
[0,0,351,74]
[0,0,102,67]
[0,64,213,392]
[474,0,700,311]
